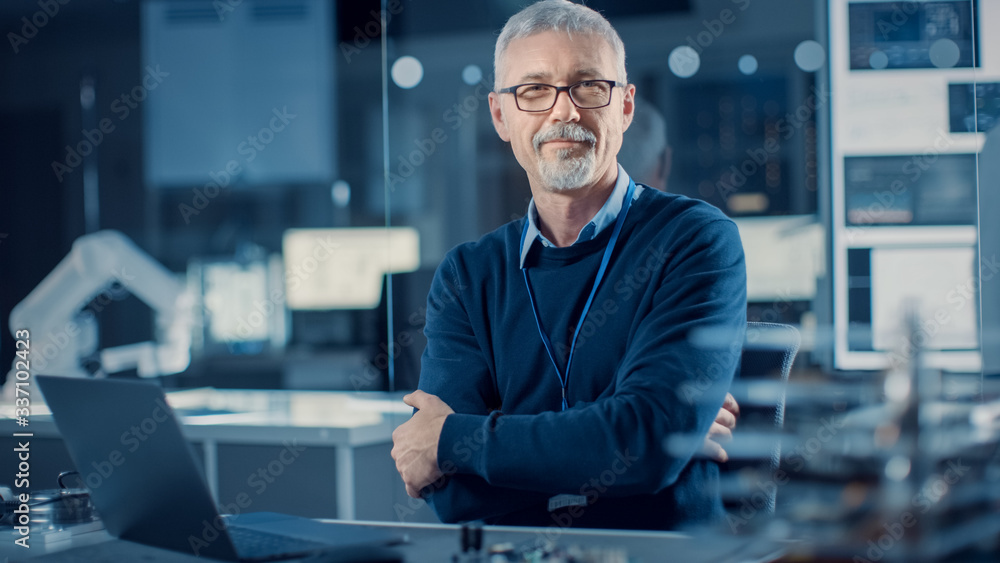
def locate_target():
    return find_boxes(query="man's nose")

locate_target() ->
[549,89,581,122]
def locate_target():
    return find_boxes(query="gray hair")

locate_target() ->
[494,0,627,89]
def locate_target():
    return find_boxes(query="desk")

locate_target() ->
[0,389,417,522]
[0,518,789,562]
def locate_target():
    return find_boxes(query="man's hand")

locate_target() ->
[391,390,455,498]
[701,392,740,463]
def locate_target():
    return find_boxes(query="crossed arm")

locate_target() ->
[392,390,740,499]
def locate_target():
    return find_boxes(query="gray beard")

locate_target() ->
[537,147,596,191]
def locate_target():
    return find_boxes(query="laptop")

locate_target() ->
[36,375,404,561]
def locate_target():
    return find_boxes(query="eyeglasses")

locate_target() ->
[497,80,625,112]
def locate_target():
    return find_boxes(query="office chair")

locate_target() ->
[723,321,801,516]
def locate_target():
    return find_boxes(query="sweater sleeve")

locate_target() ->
[417,250,549,523]
[435,217,746,498]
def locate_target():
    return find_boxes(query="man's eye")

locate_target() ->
[577,81,608,92]
[519,85,551,98]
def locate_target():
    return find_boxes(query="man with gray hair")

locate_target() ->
[392,0,746,530]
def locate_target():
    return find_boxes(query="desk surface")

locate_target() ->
[0,388,412,447]
[0,388,412,522]
[2,518,789,562]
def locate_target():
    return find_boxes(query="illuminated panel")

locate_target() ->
[282,227,420,310]
[827,0,993,372]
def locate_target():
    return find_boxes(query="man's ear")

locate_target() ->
[621,84,636,132]
[489,92,511,142]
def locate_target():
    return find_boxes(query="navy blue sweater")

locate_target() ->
[418,187,747,530]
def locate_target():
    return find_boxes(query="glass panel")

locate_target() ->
[975,2,1000,382]
[379,0,999,548]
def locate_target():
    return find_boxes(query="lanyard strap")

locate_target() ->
[520,179,636,411]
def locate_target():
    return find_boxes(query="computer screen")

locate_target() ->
[827,0,992,372]
[843,154,978,226]
[869,246,978,352]
[948,82,1000,134]
[282,227,420,310]
[188,255,287,356]
[847,0,977,70]
[733,215,825,302]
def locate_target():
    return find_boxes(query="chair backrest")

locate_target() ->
[725,321,800,516]
[740,321,801,431]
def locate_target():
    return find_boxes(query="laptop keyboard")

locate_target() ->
[227,525,332,561]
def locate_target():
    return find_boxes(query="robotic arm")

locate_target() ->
[7,230,191,380]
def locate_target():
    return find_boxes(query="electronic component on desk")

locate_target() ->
[481,540,628,563]
[1,471,100,533]
[773,315,1000,561]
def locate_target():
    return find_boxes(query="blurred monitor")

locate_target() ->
[870,246,978,351]
[843,245,979,372]
[188,255,287,356]
[949,82,1000,134]
[733,215,825,302]
[847,0,977,71]
[282,227,420,311]
[843,155,978,226]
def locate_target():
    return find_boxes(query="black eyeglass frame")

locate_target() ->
[497,80,627,112]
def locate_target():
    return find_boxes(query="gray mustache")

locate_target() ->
[533,124,597,151]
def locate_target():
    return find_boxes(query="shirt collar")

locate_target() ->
[520,164,643,267]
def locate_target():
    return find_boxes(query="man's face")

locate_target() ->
[489,31,635,193]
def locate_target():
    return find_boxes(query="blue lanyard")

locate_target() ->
[520,179,636,411]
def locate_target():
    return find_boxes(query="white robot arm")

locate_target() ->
[7,230,192,380]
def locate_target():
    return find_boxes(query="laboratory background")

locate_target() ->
[1,0,1000,560]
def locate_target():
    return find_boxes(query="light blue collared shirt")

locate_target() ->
[519,164,645,267]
